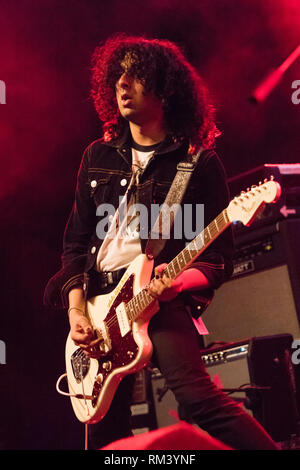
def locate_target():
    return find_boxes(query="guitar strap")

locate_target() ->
[145,146,204,260]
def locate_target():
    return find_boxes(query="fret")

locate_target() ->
[216,214,225,232]
[144,291,151,309]
[140,289,152,311]
[173,256,181,275]
[223,209,229,225]
[186,239,198,258]
[126,302,136,321]
[146,291,154,308]
[177,252,186,269]
[165,262,176,279]
[182,247,192,264]
[181,248,188,265]
[209,222,218,238]
[135,296,142,313]
[196,232,204,251]
[131,297,138,314]
[163,264,170,279]
[145,290,153,306]
[204,228,211,244]
[139,291,147,310]
[218,212,225,226]
[163,259,179,281]
[128,288,156,322]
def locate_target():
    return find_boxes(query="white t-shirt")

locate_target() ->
[96,147,154,272]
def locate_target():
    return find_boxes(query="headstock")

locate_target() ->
[227,177,281,226]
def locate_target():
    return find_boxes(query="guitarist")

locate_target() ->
[44,35,277,450]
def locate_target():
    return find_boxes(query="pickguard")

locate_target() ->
[91,274,139,406]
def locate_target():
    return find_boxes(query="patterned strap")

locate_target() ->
[145,147,204,259]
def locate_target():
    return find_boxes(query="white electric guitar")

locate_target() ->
[60,179,281,424]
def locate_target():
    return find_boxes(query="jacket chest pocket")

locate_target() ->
[88,173,112,205]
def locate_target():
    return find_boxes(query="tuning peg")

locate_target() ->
[264,178,268,183]
[270,175,274,180]
[259,181,262,185]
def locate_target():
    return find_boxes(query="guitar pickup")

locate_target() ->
[116,302,131,337]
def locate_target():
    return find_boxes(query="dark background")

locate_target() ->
[0,0,299,449]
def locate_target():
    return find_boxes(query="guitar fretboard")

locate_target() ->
[126,208,230,322]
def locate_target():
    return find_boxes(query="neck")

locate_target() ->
[129,121,166,146]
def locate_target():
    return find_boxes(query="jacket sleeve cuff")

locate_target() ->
[189,251,233,290]
[60,274,84,308]
[43,261,85,309]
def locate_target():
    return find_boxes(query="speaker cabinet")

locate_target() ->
[201,219,300,345]
[149,335,299,444]
[202,335,299,443]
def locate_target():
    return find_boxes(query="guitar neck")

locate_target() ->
[126,208,231,322]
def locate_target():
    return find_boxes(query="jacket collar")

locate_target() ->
[104,125,188,156]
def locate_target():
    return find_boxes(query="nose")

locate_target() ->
[116,73,132,91]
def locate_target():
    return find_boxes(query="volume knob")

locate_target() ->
[102,361,112,371]
[95,373,104,384]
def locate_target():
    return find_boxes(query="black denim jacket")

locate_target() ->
[44,130,234,313]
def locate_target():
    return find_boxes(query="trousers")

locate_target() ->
[87,292,278,450]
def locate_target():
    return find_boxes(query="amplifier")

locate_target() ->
[145,334,299,444]
[149,341,256,429]
[201,219,300,344]
[201,334,299,443]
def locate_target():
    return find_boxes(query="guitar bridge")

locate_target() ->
[71,348,91,383]
[97,323,112,354]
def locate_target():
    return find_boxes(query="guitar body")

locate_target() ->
[65,254,158,424]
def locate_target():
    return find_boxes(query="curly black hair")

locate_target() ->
[91,34,220,150]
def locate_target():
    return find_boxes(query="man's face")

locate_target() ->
[115,54,164,127]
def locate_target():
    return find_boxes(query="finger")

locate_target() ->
[72,328,94,346]
[154,263,168,277]
[146,285,159,299]
[79,332,102,348]
[73,335,91,346]
[80,341,103,358]
[147,281,165,298]
[87,336,102,348]
[162,275,172,287]
[153,276,171,290]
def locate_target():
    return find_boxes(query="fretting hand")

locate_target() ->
[146,263,183,302]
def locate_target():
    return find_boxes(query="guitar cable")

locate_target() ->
[55,372,94,400]
[56,373,90,450]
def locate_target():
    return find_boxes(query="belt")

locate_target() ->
[98,269,126,288]
[88,268,126,295]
